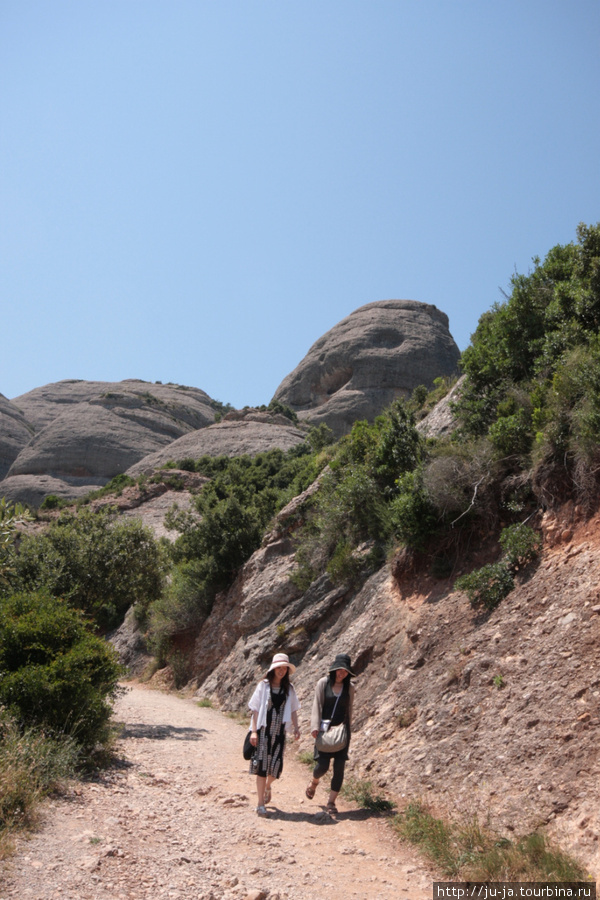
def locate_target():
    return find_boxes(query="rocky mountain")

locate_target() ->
[1,380,217,506]
[106,377,600,878]
[0,393,34,481]
[1,300,461,506]
[272,299,460,436]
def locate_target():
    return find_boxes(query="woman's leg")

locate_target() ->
[264,774,276,803]
[307,753,331,798]
[312,753,332,782]
[256,775,267,807]
[327,756,346,810]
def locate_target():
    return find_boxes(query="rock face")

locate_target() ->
[0,393,34,481]
[272,300,461,436]
[184,495,600,880]
[416,375,465,438]
[127,415,307,477]
[2,380,216,504]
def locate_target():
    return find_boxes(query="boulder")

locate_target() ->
[126,418,307,477]
[272,300,461,436]
[0,394,34,481]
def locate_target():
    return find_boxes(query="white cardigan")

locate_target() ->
[248,679,301,733]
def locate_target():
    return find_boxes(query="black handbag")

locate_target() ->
[243,730,255,760]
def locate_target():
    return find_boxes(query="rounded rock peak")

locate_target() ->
[272,298,460,436]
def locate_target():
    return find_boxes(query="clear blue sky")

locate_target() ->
[2,1,599,409]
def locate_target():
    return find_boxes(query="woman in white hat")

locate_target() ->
[247,653,301,817]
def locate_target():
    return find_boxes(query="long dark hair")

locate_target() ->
[268,667,290,696]
[328,670,351,694]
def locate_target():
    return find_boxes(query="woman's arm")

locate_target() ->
[310,677,326,738]
[248,680,266,746]
[249,710,259,746]
[291,709,301,740]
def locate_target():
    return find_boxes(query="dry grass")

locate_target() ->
[0,713,78,858]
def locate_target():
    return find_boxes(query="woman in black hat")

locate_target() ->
[306,653,356,814]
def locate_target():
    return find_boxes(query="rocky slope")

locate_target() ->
[163,494,600,881]
[272,300,461,436]
[126,411,307,477]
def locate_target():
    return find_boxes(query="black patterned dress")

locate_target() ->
[250,686,286,779]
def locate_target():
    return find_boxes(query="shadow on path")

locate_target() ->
[118,722,209,742]
[267,806,383,826]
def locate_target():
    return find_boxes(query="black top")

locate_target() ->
[321,680,348,726]
[270,686,286,712]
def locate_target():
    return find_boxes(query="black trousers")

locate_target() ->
[313,750,347,793]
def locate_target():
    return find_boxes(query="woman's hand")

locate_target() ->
[293,726,301,741]
[250,731,258,747]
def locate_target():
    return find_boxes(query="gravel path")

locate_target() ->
[0,683,433,900]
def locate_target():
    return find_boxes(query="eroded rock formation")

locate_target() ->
[272,300,461,436]
[127,414,307,477]
[1,380,216,503]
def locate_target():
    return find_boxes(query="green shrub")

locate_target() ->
[40,494,61,510]
[147,560,211,664]
[326,540,363,585]
[307,423,336,452]
[488,409,533,458]
[392,800,588,882]
[390,470,438,550]
[454,522,541,611]
[0,592,122,749]
[498,523,541,567]
[371,400,422,492]
[76,473,137,504]
[167,650,190,690]
[455,561,514,611]
[11,508,167,628]
[0,499,33,586]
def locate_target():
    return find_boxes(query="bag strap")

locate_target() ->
[330,690,342,721]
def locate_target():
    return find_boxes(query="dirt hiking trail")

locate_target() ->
[1,683,434,900]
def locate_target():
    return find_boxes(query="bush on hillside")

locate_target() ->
[454,523,541,610]
[291,401,426,584]
[0,499,32,586]
[9,508,167,628]
[0,591,122,749]
[454,222,600,498]
[148,446,324,655]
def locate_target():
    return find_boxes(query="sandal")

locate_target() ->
[305,780,317,800]
[326,802,338,815]
[256,805,269,817]
[264,786,271,804]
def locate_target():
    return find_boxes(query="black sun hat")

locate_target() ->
[328,653,357,677]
